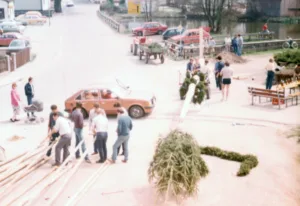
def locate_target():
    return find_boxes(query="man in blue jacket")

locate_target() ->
[109,108,133,164]
[24,77,35,118]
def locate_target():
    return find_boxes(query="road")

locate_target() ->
[0,1,300,206]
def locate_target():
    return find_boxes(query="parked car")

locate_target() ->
[8,39,31,50]
[162,27,186,40]
[66,0,74,7]
[0,22,25,33]
[170,28,211,45]
[64,85,156,118]
[16,14,47,25]
[25,11,43,17]
[0,19,27,26]
[132,22,168,36]
[0,32,27,47]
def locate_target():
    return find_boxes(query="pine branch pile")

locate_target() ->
[148,130,209,200]
[200,146,259,176]
[179,72,206,104]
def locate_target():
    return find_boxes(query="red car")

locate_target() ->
[170,27,211,45]
[132,22,168,36]
[0,32,27,47]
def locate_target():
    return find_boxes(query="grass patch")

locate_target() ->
[200,146,259,176]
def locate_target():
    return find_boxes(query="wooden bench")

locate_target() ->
[248,87,290,109]
[288,92,300,106]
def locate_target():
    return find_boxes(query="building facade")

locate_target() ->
[247,0,300,17]
[0,0,8,19]
[14,0,52,17]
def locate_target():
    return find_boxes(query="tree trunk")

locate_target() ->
[149,0,152,22]
[54,0,62,13]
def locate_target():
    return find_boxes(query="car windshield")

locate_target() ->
[10,40,24,47]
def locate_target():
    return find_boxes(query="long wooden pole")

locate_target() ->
[65,162,110,206]
[20,163,74,206]
[0,144,48,184]
[46,150,89,206]
[4,162,58,206]
[5,139,85,205]
[0,152,27,168]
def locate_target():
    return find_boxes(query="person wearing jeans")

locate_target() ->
[71,102,91,163]
[265,58,276,90]
[46,105,63,157]
[109,108,133,164]
[24,77,35,118]
[92,108,108,163]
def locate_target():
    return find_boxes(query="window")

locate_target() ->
[100,89,118,99]
[82,89,99,100]
[152,23,160,28]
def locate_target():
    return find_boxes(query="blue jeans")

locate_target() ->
[26,96,34,116]
[74,128,88,160]
[266,71,275,90]
[237,45,243,56]
[95,132,108,162]
[112,135,129,161]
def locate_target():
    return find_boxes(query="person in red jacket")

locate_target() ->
[262,23,269,33]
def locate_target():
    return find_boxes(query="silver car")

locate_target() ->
[0,19,27,26]
[8,39,31,51]
[0,22,25,33]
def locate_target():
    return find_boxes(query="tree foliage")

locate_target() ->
[179,72,206,104]
[148,130,259,201]
[148,130,209,201]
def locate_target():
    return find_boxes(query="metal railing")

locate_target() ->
[97,11,120,32]
[165,39,300,61]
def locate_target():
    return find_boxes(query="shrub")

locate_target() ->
[179,72,206,104]
[274,50,300,68]
[200,146,259,176]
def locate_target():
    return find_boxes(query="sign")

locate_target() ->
[128,0,141,14]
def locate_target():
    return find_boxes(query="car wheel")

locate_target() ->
[129,105,144,118]
[158,30,163,35]
[138,31,143,36]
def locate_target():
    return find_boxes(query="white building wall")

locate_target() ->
[0,1,8,19]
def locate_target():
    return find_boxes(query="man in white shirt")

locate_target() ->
[49,112,72,167]
[91,108,108,163]
[200,60,211,99]
[224,36,231,52]
[89,103,100,155]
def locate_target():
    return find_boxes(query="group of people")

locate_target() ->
[214,56,234,101]
[10,77,35,122]
[186,56,234,101]
[48,103,133,166]
[186,58,211,99]
[224,34,244,56]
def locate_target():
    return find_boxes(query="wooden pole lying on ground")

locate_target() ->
[0,144,48,184]
[21,163,74,206]
[0,152,27,168]
[5,139,85,205]
[46,151,89,206]
[4,162,58,206]
[65,162,110,206]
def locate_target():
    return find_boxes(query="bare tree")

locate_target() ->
[195,0,227,33]
[143,0,152,21]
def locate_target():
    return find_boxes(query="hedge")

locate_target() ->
[274,50,300,68]
[200,146,259,176]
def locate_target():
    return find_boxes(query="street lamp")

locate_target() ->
[48,0,51,26]
[199,27,204,65]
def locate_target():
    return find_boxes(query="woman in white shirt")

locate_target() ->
[220,61,233,101]
[265,58,276,90]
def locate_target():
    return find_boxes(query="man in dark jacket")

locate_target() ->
[46,105,63,157]
[71,102,91,163]
[214,56,224,91]
[24,77,35,118]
